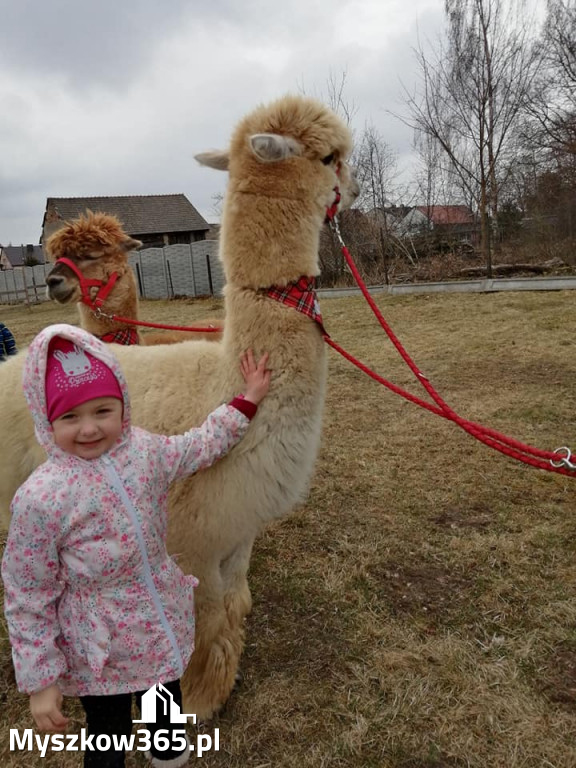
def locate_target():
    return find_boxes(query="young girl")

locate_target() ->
[2,323,271,768]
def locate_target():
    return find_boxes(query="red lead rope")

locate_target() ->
[55,258,221,334]
[325,215,576,477]
[94,311,221,334]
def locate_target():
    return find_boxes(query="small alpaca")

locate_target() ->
[0,94,358,717]
[45,211,223,346]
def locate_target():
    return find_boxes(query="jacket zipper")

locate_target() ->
[101,455,184,677]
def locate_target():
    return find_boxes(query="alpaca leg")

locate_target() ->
[221,539,254,627]
[180,541,254,719]
[180,593,244,720]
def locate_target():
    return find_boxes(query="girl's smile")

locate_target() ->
[51,397,123,459]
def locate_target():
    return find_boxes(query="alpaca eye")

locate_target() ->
[321,153,335,165]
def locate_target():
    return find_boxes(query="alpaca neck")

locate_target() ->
[220,191,324,289]
[222,282,325,361]
[76,271,140,338]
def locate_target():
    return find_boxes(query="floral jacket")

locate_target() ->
[2,324,252,696]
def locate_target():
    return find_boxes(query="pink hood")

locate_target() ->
[22,324,131,457]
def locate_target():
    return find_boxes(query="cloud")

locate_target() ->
[0,0,193,90]
[0,0,446,244]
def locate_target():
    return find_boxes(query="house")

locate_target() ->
[41,194,211,248]
[398,205,478,244]
[368,205,411,234]
[0,244,45,270]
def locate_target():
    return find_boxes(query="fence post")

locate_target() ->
[167,260,175,298]
[206,253,214,296]
[190,246,197,297]
[162,248,170,298]
[31,268,39,303]
[135,262,145,298]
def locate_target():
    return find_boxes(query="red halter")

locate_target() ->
[325,161,342,222]
[54,257,120,311]
[325,187,342,222]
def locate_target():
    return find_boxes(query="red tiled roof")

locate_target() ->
[415,205,474,225]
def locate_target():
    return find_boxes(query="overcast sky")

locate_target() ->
[0,0,468,244]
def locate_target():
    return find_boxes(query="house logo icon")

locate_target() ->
[133,683,196,725]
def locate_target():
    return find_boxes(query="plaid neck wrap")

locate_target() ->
[266,276,327,335]
[99,328,140,346]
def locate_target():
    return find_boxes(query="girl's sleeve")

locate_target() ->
[1,487,67,694]
[156,402,253,484]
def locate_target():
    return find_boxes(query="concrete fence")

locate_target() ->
[0,264,53,305]
[0,241,224,305]
[2,247,575,306]
[128,241,224,300]
[317,275,576,298]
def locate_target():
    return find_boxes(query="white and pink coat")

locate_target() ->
[2,324,252,696]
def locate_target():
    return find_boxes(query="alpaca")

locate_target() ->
[0,94,358,717]
[45,211,223,346]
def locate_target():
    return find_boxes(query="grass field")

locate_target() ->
[0,290,575,767]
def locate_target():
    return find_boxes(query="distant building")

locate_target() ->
[398,205,478,244]
[0,244,45,270]
[368,205,411,234]
[41,194,211,248]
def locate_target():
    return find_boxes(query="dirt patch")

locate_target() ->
[364,562,476,624]
[397,756,467,768]
[539,644,576,709]
[246,580,349,676]
[432,503,492,531]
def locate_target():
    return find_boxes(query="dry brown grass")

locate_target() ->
[1,291,575,767]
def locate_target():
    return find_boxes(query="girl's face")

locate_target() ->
[51,397,123,460]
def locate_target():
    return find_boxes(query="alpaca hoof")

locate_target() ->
[233,668,243,690]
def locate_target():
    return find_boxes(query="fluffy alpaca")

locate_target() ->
[0,94,357,717]
[45,211,223,346]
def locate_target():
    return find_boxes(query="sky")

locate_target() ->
[1,0,456,245]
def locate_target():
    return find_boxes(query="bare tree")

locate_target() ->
[211,191,224,219]
[403,0,541,276]
[516,1,575,243]
[324,70,359,127]
[297,69,359,127]
[354,123,399,211]
[413,130,464,210]
[526,0,576,157]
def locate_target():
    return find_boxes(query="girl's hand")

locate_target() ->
[240,350,271,406]
[30,684,69,733]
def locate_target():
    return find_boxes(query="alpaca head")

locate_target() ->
[195,95,358,288]
[45,212,141,305]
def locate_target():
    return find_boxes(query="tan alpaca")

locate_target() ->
[45,211,223,346]
[0,94,357,717]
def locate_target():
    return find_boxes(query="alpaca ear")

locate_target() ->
[121,237,142,252]
[195,150,230,171]
[249,134,302,163]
